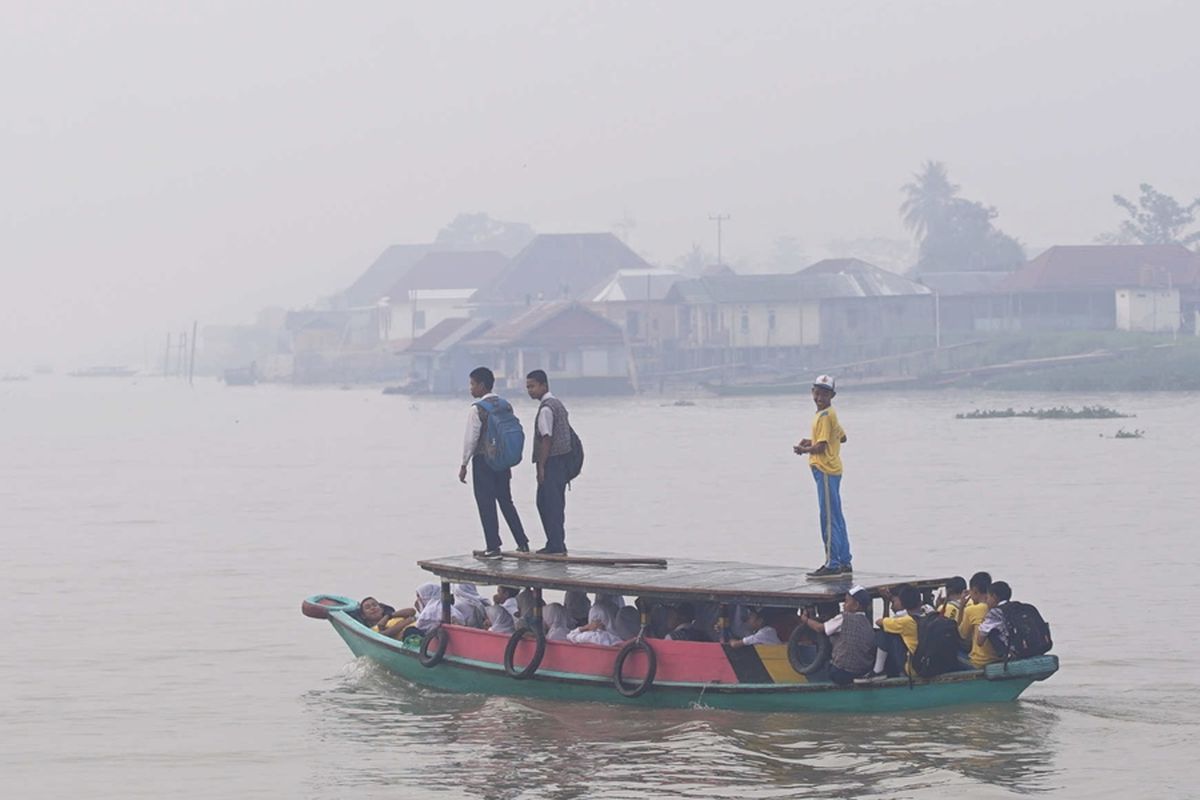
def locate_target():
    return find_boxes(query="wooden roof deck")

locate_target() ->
[417,552,952,608]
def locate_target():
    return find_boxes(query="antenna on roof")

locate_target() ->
[708,213,730,265]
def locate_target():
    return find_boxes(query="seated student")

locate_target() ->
[566,602,623,646]
[485,605,516,635]
[663,602,712,642]
[413,589,466,632]
[637,597,671,638]
[730,607,782,648]
[543,602,573,642]
[611,605,641,641]
[494,586,520,616]
[936,576,967,621]
[798,585,876,685]
[857,585,922,681]
[452,583,489,629]
[354,596,395,627]
[372,583,440,638]
[563,590,592,628]
[514,588,540,629]
[976,580,1012,659]
[958,571,999,668]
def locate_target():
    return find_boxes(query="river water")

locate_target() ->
[3,377,1197,799]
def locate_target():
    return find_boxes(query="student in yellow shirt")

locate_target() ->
[936,576,967,622]
[856,585,921,682]
[793,375,851,578]
[958,571,1000,668]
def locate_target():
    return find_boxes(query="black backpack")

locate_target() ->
[911,613,962,678]
[564,428,584,483]
[999,601,1053,660]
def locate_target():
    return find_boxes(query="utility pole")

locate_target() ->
[708,213,730,265]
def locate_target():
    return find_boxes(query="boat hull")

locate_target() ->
[324,611,1057,713]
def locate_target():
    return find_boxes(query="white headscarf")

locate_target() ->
[564,590,591,624]
[453,584,487,629]
[590,601,619,632]
[543,602,572,642]
[567,604,623,647]
[414,583,440,612]
[486,605,516,635]
[612,605,640,640]
[415,593,466,630]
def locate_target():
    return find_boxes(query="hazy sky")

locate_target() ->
[3,1,1198,367]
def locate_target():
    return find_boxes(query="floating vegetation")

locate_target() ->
[956,405,1132,420]
[1112,429,1145,439]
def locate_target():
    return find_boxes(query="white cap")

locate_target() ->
[813,374,836,392]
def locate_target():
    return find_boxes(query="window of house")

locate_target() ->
[550,352,565,371]
[740,311,750,334]
[413,310,427,331]
[626,311,641,336]
[768,310,777,331]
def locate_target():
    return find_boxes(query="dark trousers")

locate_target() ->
[876,629,909,677]
[536,455,568,551]
[472,457,527,551]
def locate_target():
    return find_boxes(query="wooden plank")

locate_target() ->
[487,550,667,567]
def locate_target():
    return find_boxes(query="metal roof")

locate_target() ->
[417,551,951,607]
[1002,244,1200,292]
[665,263,931,305]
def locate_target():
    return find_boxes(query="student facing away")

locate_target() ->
[459,366,529,558]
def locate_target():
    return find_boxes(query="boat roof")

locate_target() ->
[417,552,953,608]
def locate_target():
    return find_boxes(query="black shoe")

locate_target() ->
[837,564,853,574]
[516,544,530,553]
[481,549,502,559]
[807,564,839,578]
[536,547,567,556]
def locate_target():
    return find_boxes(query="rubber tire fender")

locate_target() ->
[503,626,547,679]
[612,639,657,698]
[787,625,832,675]
[419,626,449,667]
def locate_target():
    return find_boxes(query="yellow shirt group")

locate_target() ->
[958,601,999,668]
[809,407,845,476]
[880,614,919,675]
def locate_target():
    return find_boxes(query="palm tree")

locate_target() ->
[901,161,959,240]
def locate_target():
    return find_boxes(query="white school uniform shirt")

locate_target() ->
[535,392,557,437]
[741,626,782,646]
[461,392,497,467]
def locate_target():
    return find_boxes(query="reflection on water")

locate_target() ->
[302,659,1061,799]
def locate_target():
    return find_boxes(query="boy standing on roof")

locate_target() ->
[794,374,851,577]
[459,366,530,558]
[526,369,572,555]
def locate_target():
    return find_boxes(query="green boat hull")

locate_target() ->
[328,613,1057,713]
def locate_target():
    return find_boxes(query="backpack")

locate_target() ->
[911,613,962,678]
[564,428,584,482]
[998,601,1053,660]
[475,397,524,471]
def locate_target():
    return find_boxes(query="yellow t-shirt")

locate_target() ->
[881,614,919,676]
[941,601,962,622]
[809,407,844,476]
[958,601,999,668]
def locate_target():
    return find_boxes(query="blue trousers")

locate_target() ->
[812,467,851,568]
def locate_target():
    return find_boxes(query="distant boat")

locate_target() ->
[68,366,138,378]
[1,374,30,382]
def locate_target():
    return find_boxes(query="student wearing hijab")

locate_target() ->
[485,605,516,635]
[595,593,626,610]
[453,583,488,629]
[567,603,623,647]
[414,590,466,631]
[543,602,573,642]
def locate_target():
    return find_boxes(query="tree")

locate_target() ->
[435,213,535,257]
[900,161,1025,273]
[674,243,713,275]
[1105,184,1200,247]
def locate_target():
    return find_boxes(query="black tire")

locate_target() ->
[787,625,831,675]
[613,639,657,698]
[503,626,547,679]
[419,626,449,667]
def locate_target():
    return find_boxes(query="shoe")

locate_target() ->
[480,549,503,559]
[806,564,839,578]
[837,564,853,574]
[516,544,530,553]
[853,672,889,685]
[536,547,567,556]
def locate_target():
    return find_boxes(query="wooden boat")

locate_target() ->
[303,552,1058,712]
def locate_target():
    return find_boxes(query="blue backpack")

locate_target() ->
[475,396,525,471]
